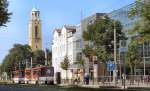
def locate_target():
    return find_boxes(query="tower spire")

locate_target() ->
[29,8,42,51]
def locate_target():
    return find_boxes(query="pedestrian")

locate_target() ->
[84,73,89,85]
[85,73,89,85]
[77,77,80,84]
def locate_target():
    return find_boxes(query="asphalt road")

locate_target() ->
[0,84,149,91]
[0,85,41,91]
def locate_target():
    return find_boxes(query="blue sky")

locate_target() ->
[0,0,135,63]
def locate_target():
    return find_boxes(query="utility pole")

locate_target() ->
[31,57,33,69]
[19,62,21,70]
[25,59,27,69]
[30,57,33,80]
[113,20,117,85]
[143,42,146,78]
[119,46,122,80]
[45,41,49,66]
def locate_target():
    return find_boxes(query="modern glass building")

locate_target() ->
[108,3,139,30]
[109,3,150,75]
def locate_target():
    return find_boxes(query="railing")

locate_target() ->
[60,75,150,87]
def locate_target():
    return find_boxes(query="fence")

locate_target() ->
[60,75,150,87]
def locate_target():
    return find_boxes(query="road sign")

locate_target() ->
[107,61,115,71]
[121,40,127,47]
[119,47,127,53]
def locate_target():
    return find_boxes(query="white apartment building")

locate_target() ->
[52,24,84,80]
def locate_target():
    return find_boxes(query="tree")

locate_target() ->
[128,0,150,78]
[1,44,32,76]
[1,54,14,76]
[129,0,150,42]
[74,54,85,82]
[8,44,32,69]
[61,55,70,81]
[83,16,123,63]
[82,16,123,77]
[33,50,45,66]
[74,54,85,70]
[46,49,52,66]
[126,40,142,76]
[82,45,96,63]
[0,0,12,27]
[126,40,142,84]
[129,0,150,22]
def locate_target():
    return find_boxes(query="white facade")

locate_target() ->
[52,25,84,79]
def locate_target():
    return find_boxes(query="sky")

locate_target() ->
[0,0,135,63]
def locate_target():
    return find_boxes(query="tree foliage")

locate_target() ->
[82,16,123,62]
[1,44,32,75]
[0,0,12,27]
[46,49,52,66]
[1,44,47,76]
[61,55,70,71]
[129,0,150,42]
[33,50,45,66]
[74,53,85,69]
[82,45,96,59]
[126,40,142,75]
[129,0,150,22]
[61,55,70,80]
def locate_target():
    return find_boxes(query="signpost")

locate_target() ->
[107,61,115,72]
[119,47,127,53]
[107,61,115,85]
[119,38,127,91]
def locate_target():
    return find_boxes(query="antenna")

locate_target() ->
[80,9,84,31]
[80,10,83,22]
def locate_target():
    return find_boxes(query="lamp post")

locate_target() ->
[143,42,146,78]
[113,20,117,85]
[120,33,127,91]
[45,49,48,66]
[30,57,33,81]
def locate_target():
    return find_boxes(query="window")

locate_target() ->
[35,26,38,38]
[36,45,38,48]
[77,52,82,60]
[76,39,82,49]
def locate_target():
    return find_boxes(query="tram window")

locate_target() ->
[26,71,30,75]
[41,68,46,76]
[33,70,38,75]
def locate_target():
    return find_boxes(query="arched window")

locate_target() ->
[35,12,37,17]
[35,26,38,38]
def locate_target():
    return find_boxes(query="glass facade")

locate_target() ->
[109,3,150,75]
[108,3,139,30]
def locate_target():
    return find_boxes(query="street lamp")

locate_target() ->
[113,20,117,85]
[143,42,146,78]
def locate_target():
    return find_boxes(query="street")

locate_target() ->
[0,85,41,91]
[0,84,69,91]
[0,84,150,91]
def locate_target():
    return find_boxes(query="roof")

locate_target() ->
[32,8,39,12]
[64,25,76,32]
[53,28,61,33]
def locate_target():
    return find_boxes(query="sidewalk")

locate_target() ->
[59,81,150,90]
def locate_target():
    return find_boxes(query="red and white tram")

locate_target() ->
[13,66,54,85]
[13,69,25,84]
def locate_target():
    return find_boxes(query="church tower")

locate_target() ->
[29,8,42,51]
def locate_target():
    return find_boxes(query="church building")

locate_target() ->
[28,8,42,51]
